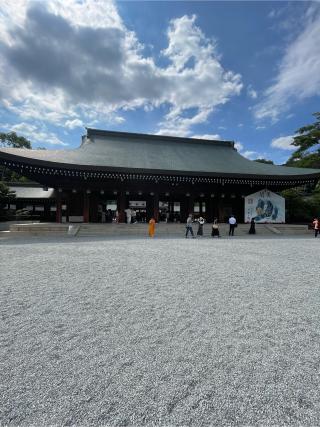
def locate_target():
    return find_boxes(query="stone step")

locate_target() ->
[8,222,310,237]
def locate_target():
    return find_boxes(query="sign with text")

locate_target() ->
[244,189,285,223]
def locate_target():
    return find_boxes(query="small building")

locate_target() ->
[0,183,56,221]
[0,128,319,223]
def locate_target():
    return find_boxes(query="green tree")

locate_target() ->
[283,113,320,222]
[0,131,31,149]
[286,151,320,169]
[0,131,32,182]
[0,181,16,199]
[291,112,320,153]
[254,158,274,165]
[286,112,320,168]
[281,188,312,223]
[0,181,16,218]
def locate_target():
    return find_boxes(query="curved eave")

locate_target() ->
[1,150,320,182]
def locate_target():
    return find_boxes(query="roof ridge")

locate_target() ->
[85,128,235,149]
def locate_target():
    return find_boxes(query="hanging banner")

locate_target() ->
[244,189,285,223]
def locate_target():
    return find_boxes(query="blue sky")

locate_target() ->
[0,0,319,164]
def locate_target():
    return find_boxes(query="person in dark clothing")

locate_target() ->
[313,218,319,237]
[211,218,220,238]
[249,218,256,234]
[197,217,205,237]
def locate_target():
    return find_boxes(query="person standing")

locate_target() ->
[249,218,256,234]
[131,209,137,224]
[313,218,319,237]
[197,216,205,237]
[228,214,237,236]
[125,207,132,224]
[148,217,156,237]
[211,217,220,238]
[185,214,195,238]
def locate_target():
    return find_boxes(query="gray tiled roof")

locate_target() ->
[9,185,55,199]
[0,129,319,178]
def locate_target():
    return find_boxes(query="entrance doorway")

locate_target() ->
[194,201,206,217]
[159,201,181,222]
[129,200,147,223]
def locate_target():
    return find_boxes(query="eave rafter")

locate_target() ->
[2,159,318,187]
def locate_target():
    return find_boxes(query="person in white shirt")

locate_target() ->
[228,214,237,236]
[197,216,205,236]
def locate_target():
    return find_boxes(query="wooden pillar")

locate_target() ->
[65,191,70,223]
[90,192,99,223]
[56,190,62,223]
[146,195,153,222]
[83,191,90,223]
[206,197,214,222]
[117,191,126,223]
[152,192,159,222]
[235,196,244,223]
[218,197,224,222]
[44,203,50,221]
[188,194,194,216]
[213,198,219,220]
[181,195,189,223]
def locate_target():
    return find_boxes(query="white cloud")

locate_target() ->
[0,3,242,138]
[256,126,266,130]
[114,116,125,124]
[254,4,320,121]
[234,142,244,151]
[65,119,84,129]
[268,9,276,19]
[1,122,68,146]
[242,150,257,159]
[191,134,220,140]
[234,141,271,162]
[156,107,214,137]
[271,135,295,150]
[247,85,258,99]
[11,122,37,134]
[158,15,242,136]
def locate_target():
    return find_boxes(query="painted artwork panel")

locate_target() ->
[245,189,285,223]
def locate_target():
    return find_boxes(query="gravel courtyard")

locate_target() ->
[1,236,320,426]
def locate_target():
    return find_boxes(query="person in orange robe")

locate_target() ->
[148,218,156,237]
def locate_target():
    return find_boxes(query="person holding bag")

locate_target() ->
[211,218,220,238]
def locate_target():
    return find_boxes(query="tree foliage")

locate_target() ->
[286,152,320,169]
[254,158,274,165]
[282,188,320,223]
[286,112,320,168]
[0,181,16,219]
[291,112,320,154]
[0,131,31,149]
[0,181,16,200]
[0,181,16,214]
[0,131,32,182]
[280,113,320,221]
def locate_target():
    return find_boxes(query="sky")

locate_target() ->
[0,0,319,164]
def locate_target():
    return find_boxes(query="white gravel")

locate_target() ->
[1,236,320,426]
